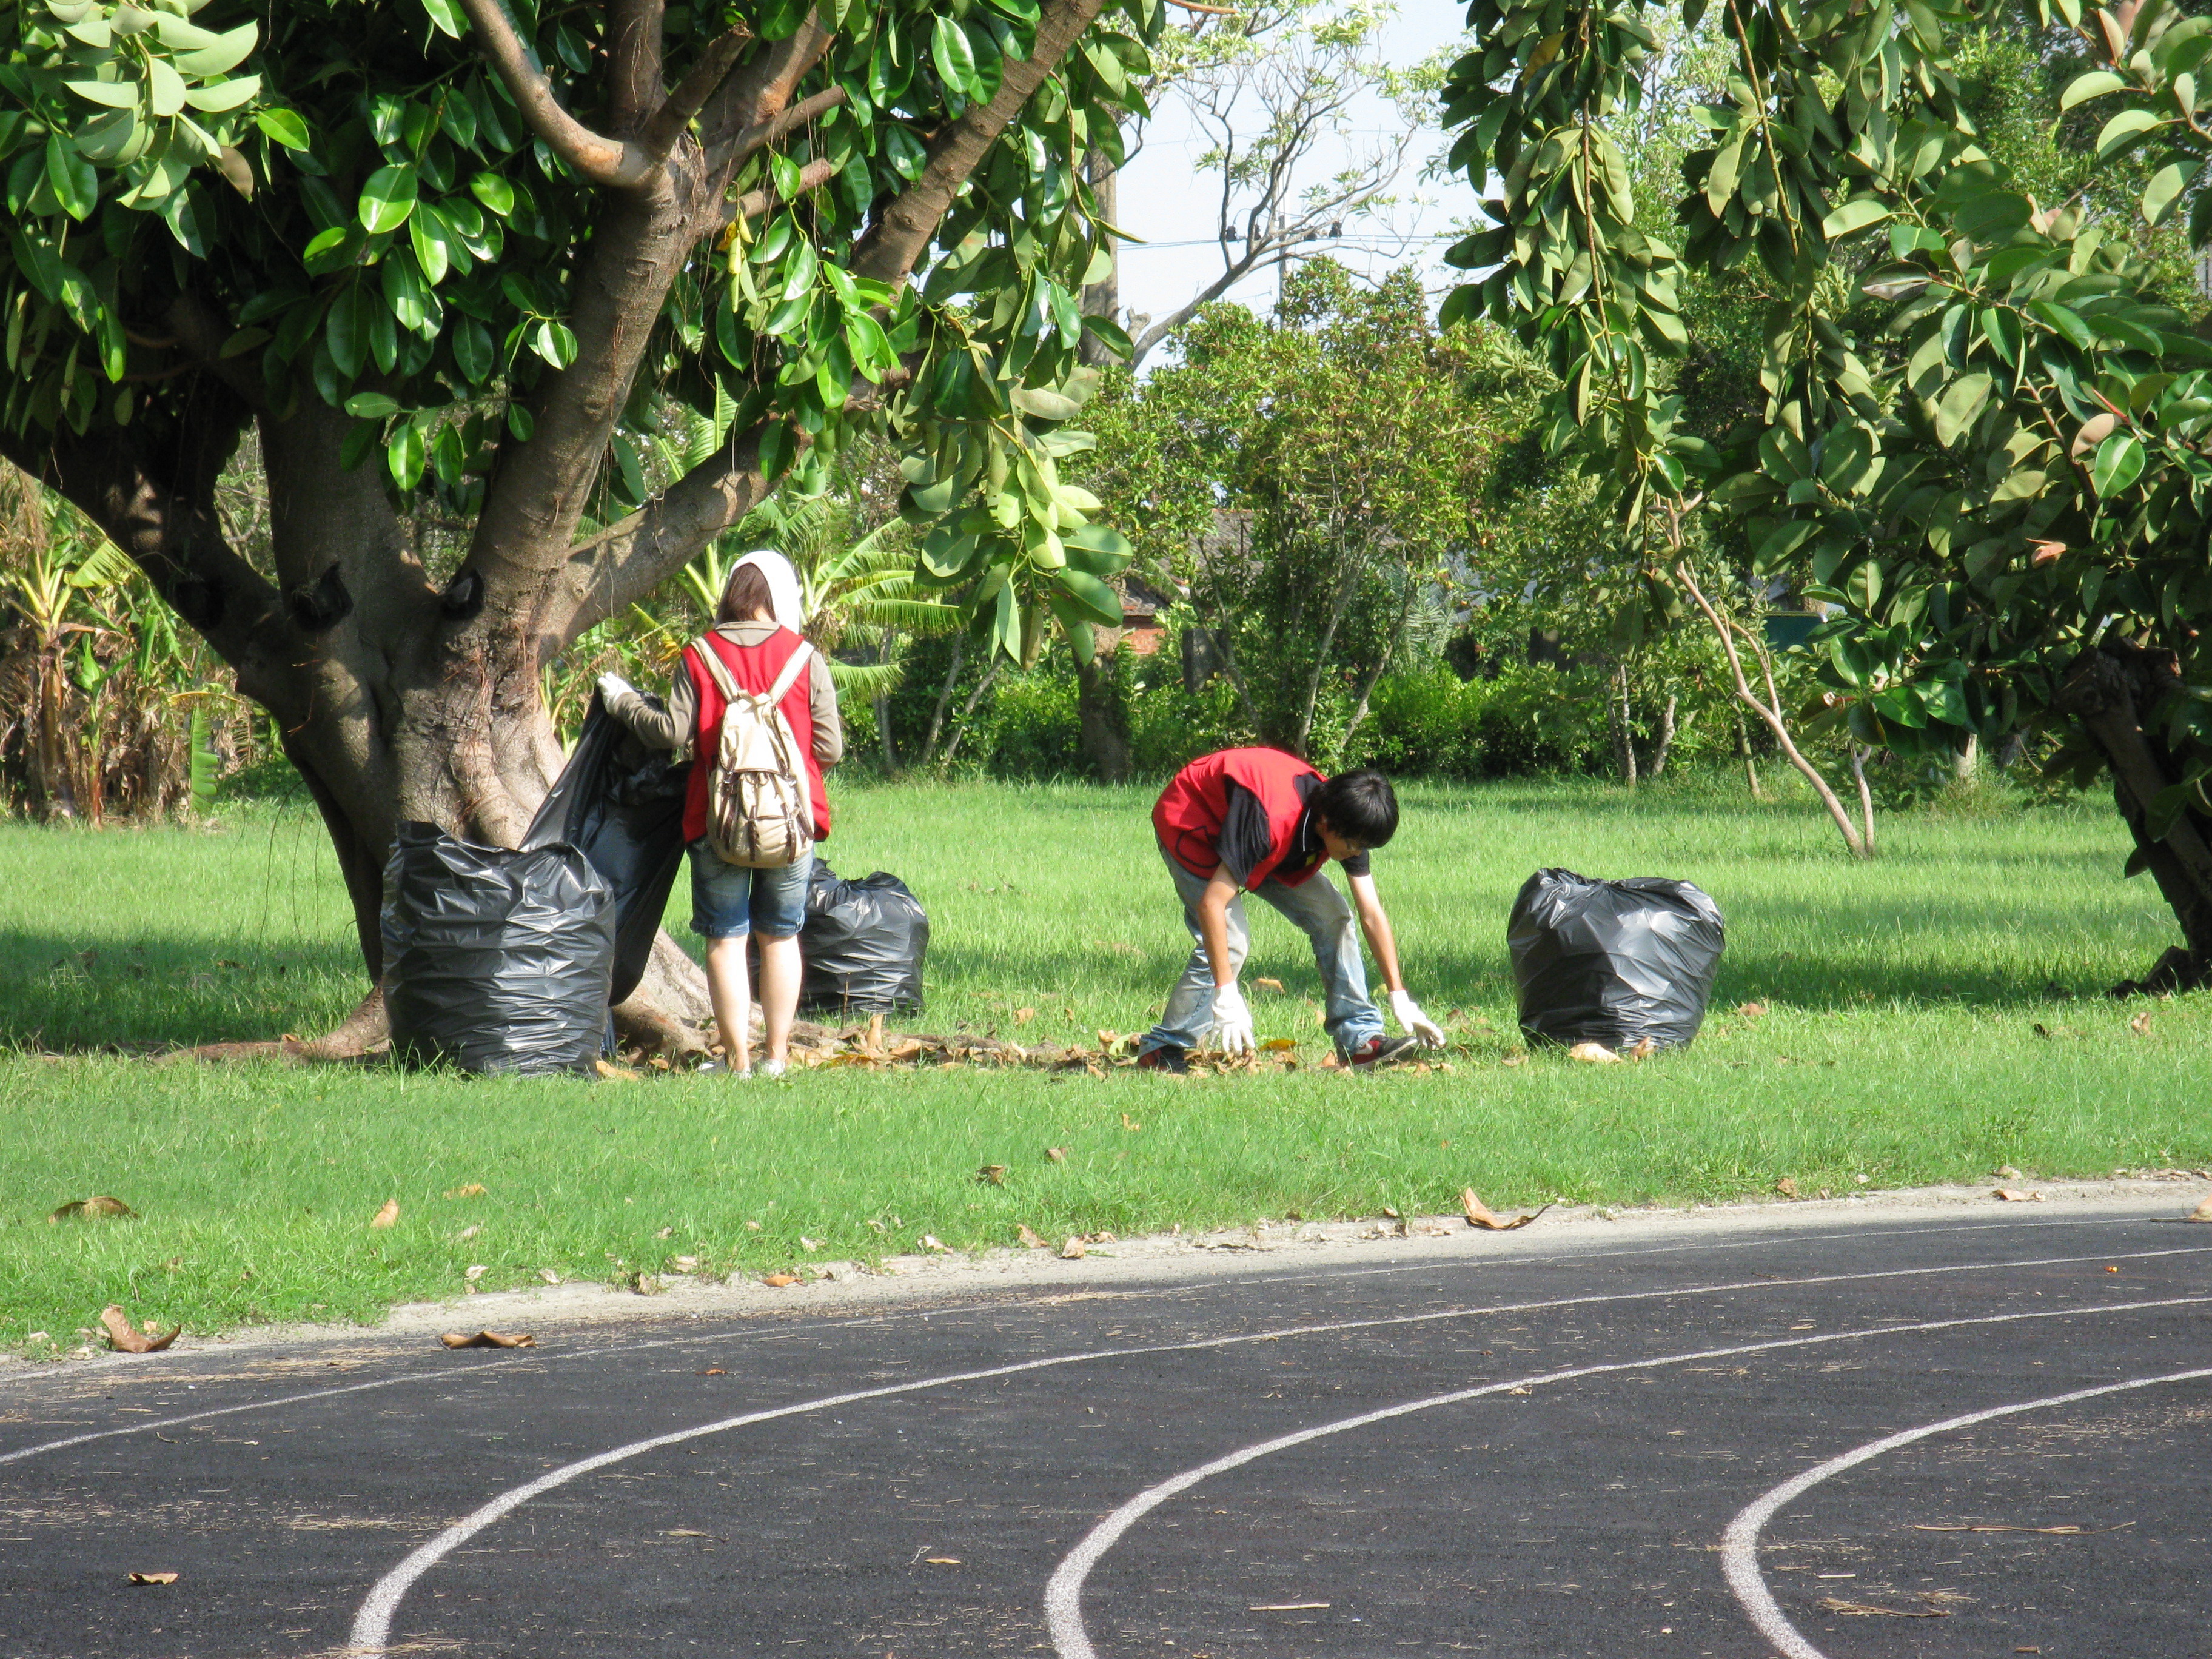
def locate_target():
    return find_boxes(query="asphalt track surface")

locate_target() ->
[2,1205,2207,1658]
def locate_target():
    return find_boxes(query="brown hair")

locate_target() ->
[716,562,775,625]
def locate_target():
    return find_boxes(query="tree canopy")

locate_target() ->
[1443,0,2212,982]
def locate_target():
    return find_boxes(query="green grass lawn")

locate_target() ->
[2,774,2206,1356]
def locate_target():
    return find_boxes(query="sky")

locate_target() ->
[1107,4,1476,355]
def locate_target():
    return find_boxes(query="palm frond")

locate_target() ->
[826,658,910,697]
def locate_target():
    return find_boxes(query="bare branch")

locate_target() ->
[540,424,774,651]
[706,84,848,175]
[455,0,660,189]
[642,25,756,159]
[852,0,1114,284]
[723,155,842,226]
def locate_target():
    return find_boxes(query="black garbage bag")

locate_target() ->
[1507,868,1726,1053]
[797,859,928,1015]
[381,823,615,1075]
[524,693,691,1007]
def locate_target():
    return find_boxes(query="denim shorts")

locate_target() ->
[689,841,812,939]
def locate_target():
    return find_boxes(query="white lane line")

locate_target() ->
[0,1212,2167,1466]
[349,1259,2211,1659]
[1720,1363,2212,1659]
[1038,1296,2212,1659]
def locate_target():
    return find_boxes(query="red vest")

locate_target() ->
[680,628,831,845]
[1153,746,1325,889]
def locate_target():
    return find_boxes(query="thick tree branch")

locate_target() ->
[455,0,660,189]
[539,424,773,653]
[163,292,269,412]
[608,0,666,133]
[851,0,1114,285]
[698,15,834,152]
[642,25,755,158]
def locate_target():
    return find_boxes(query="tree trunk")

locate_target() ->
[1645,692,1678,779]
[1735,709,1763,799]
[1080,148,1120,369]
[2056,642,2212,994]
[1071,634,1131,782]
[1953,733,1979,781]
[1610,665,1638,788]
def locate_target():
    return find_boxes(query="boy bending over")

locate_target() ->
[1136,747,1445,1072]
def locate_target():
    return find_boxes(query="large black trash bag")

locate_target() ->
[524,693,691,1006]
[799,859,928,1015]
[381,823,615,1075]
[1507,868,1726,1052]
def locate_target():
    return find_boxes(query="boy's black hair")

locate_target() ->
[1311,768,1398,847]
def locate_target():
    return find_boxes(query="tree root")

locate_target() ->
[2109,947,2211,1000]
[159,988,390,1066]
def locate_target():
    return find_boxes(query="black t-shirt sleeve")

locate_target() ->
[1341,849,1372,878]
[1214,782,1274,888]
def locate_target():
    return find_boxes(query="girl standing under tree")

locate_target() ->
[597,551,841,1076]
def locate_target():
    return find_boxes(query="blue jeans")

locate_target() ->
[689,842,811,939]
[1139,846,1384,1056]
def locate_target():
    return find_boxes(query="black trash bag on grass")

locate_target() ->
[798,859,928,1015]
[1507,868,1725,1053]
[523,694,691,1007]
[381,824,615,1075]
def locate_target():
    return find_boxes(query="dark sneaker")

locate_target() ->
[1134,1044,1191,1073]
[1339,1034,1424,1068]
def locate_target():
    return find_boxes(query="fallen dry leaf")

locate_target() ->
[463,1264,488,1282]
[923,1557,961,1565]
[922,1234,950,1252]
[456,1224,480,1241]
[799,1236,822,1250]
[1818,1598,1949,1618]
[594,1059,638,1081]
[1912,1522,2131,1535]
[697,1367,726,1375]
[1045,1147,1067,1163]
[127,1572,178,1586]
[762,1272,800,1288]
[1059,1236,1087,1260]
[439,1330,535,1349]
[1736,1002,1767,1018]
[1567,1042,1621,1064]
[1014,1007,1036,1026]
[49,1195,136,1224]
[2186,1193,2212,1222]
[1017,1224,1048,1249]
[1993,1188,2043,1202]
[1121,1113,1142,1131]
[2130,1011,2153,1035]
[1252,977,1286,994]
[1461,1190,1551,1231]
[538,1268,561,1284]
[976,1164,1007,1185]
[1626,1037,1658,1060]
[1774,1176,1798,1198]
[1500,1053,1526,1067]
[99,1306,179,1354]
[369,1198,399,1230]
[1259,1037,1297,1053]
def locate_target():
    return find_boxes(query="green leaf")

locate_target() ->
[1011,385,1083,421]
[469,171,515,216]
[1933,372,1992,446]
[45,135,97,222]
[2091,429,2145,495]
[171,20,259,77]
[387,418,426,490]
[1822,197,1891,238]
[2143,159,2199,224]
[255,106,310,149]
[1053,566,1122,626]
[147,58,188,118]
[421,0,467,37]
[2096,107,2163,159]
[358,164,418,232]
[931,14,979,100]
[344,391,401,418]
[2060,69,2128,108]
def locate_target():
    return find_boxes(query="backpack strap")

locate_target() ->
[691,636,743,705]
[765,639,814,708]
[694,633,813,716]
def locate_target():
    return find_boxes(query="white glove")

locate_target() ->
[596,672,636,705]
[1209,981,1255,1054]
[1390,990,1446,1048]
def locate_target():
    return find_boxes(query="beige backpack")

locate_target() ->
[691,635,816,868]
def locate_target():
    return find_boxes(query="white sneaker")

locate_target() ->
[759,1059,788,1079]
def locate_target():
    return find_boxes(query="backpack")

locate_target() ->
[691,634,816,868]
